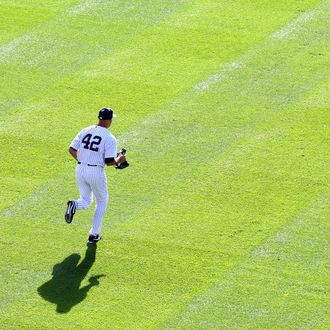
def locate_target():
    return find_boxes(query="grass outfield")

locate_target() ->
[0,0,329,328]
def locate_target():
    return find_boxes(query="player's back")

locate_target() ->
[71,125,117,167]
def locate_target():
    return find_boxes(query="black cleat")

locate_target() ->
[87,234,102,244]
[65,200,76,224]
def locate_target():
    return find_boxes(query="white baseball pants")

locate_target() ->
[74,164,109,236]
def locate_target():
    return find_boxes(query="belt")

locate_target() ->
[77,162,98,167]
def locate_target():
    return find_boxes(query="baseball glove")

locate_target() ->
[115,148,129,170]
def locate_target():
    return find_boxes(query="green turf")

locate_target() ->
[0,0,329,329]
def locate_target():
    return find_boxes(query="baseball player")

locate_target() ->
[65,107,126,244]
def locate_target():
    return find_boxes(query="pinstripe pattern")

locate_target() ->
[70,125,117,236]
[71,125,117,167]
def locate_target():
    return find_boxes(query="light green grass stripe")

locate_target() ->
[162,188,330,329]
[270,8,317,39]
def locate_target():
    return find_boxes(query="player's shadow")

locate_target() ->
[37,245,105,313]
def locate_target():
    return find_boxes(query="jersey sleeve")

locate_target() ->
[70,129,84,150]
[104,135,117,159]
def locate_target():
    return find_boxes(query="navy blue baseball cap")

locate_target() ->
[98,107,116,120]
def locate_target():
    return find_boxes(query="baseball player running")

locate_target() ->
[65,107,126,244]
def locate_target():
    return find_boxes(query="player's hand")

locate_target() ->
[115,154,126,164]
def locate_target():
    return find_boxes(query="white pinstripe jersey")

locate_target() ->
[70,125,117,167]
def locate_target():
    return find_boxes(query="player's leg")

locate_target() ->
[88,169,108,240]
[75,165,93,210]
[65,165,93,223]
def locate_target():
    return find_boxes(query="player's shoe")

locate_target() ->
[87,234,102,244]
[65,200,76,224]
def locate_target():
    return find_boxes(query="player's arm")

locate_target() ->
[69,129,83,160]
[69,147,78,160]
[104,136,126,166]
[105,154,126,166]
